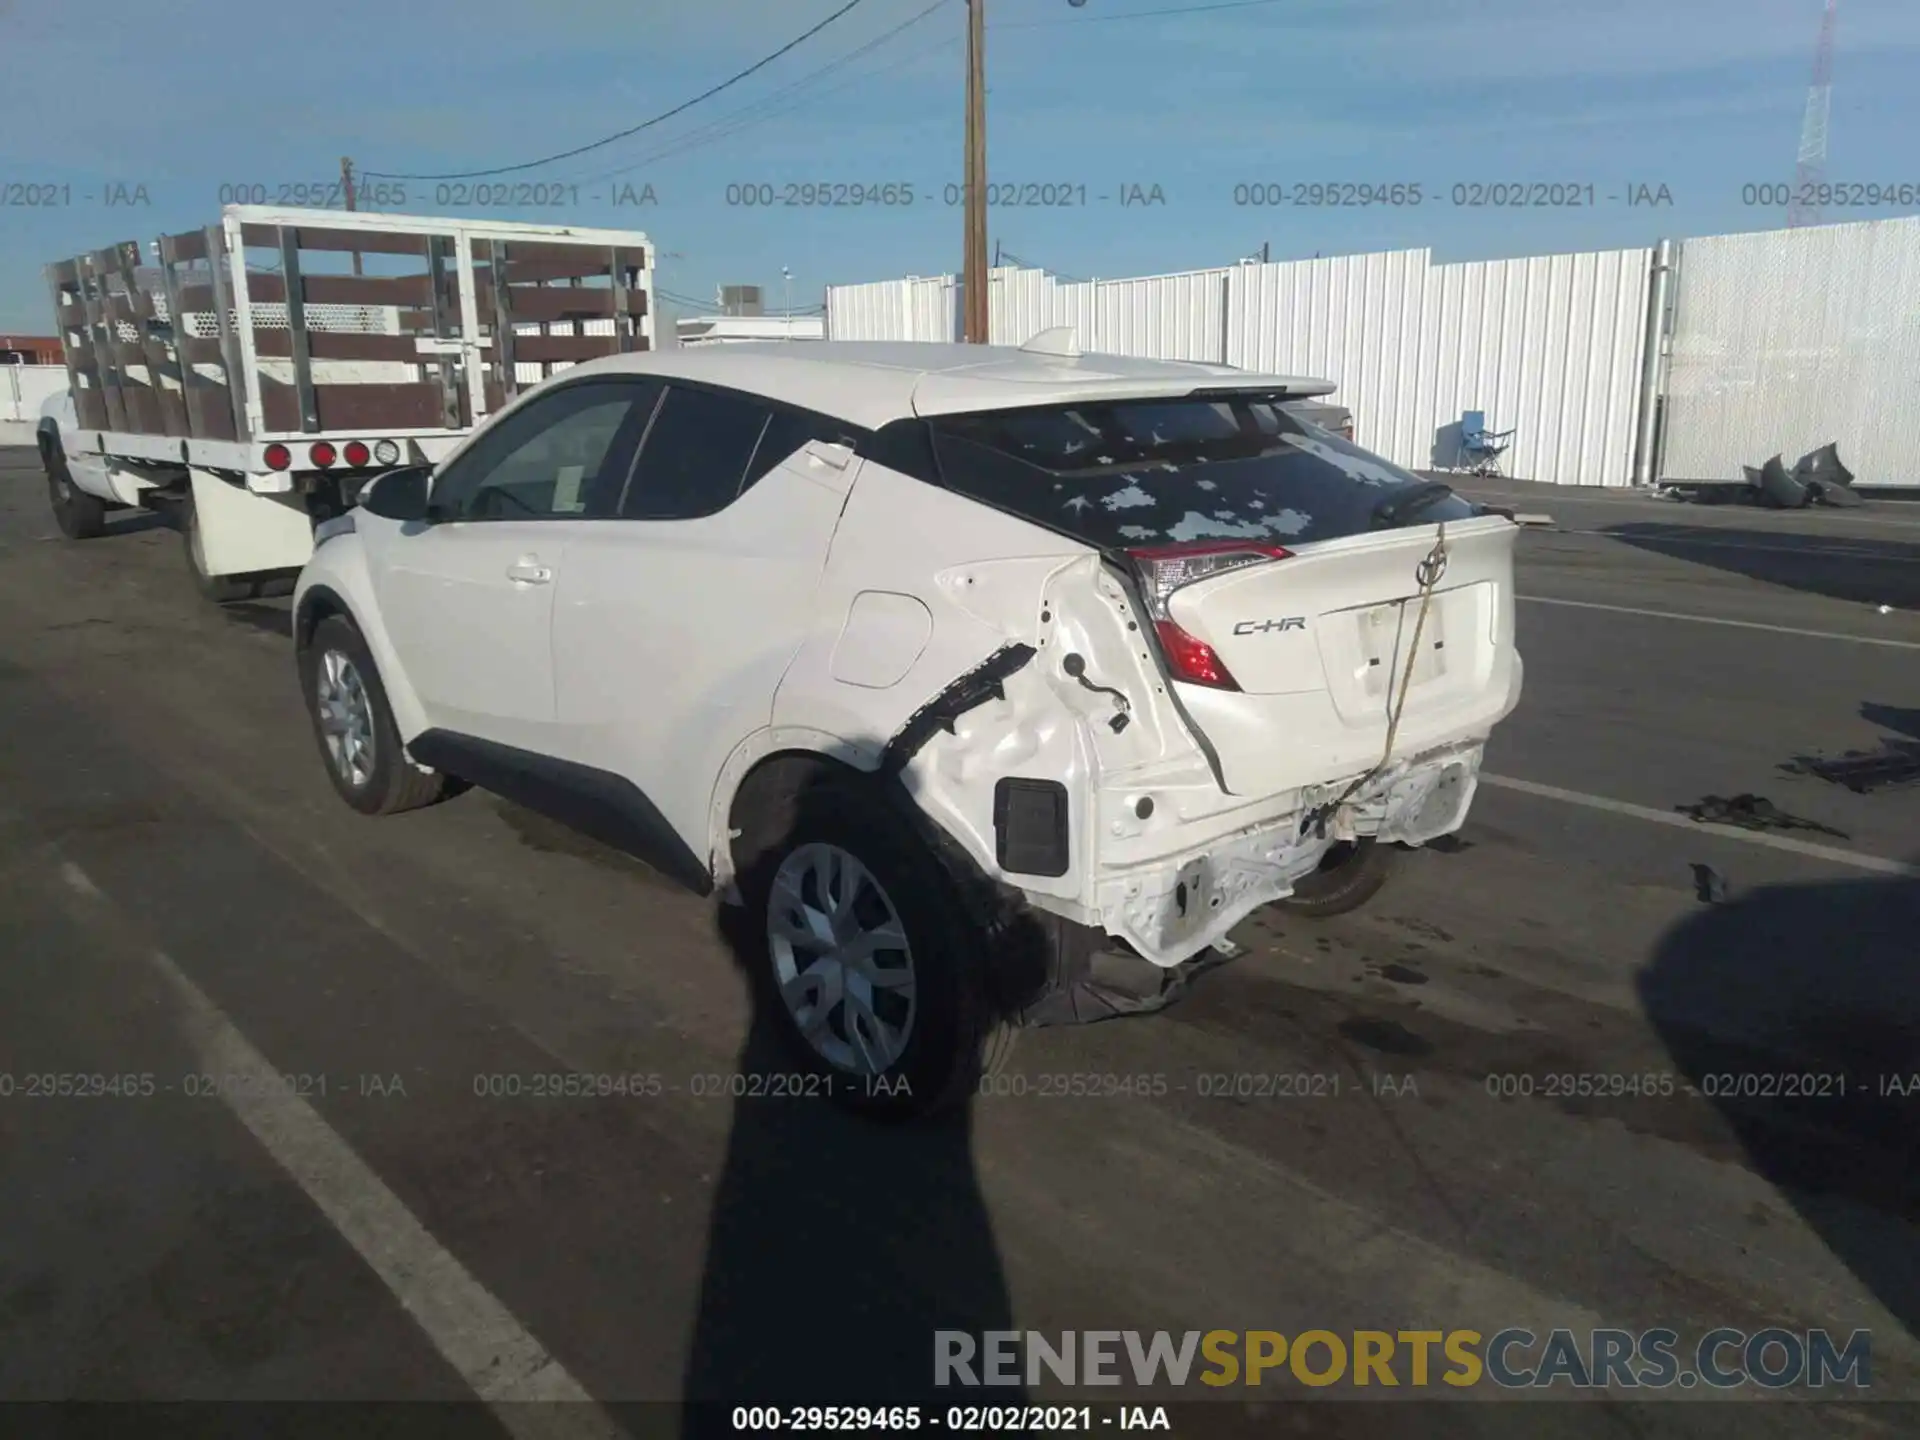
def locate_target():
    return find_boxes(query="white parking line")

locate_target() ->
[1515,594,1920,650]
[1479,775,1918,877]
[56,861,624,1440]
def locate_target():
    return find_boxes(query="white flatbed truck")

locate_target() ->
[37,205,657,601]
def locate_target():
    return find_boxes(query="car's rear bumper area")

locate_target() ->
[1086,739,1485,968]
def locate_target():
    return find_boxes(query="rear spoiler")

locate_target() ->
[1184,380,1338,400]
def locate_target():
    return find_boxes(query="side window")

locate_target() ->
[432,381,654,522]
[619,384,772,520]
[858,417,940,484]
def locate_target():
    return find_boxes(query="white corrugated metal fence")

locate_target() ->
[1,364,68,423]
[827,247,1655,485]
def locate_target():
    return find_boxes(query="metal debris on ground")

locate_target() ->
[1017,943,1237,1027]
[1659,442,1865,510]
[1675,793,1850,839]
[1688,863,1729,904]
[1780,741,1920,794]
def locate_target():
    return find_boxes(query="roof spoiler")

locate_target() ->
[1185,379,1338,399]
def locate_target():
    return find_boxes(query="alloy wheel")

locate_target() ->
[315,648,376,789]
[765,842,918,1074]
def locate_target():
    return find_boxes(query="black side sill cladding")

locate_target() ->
[879,643,1038,780]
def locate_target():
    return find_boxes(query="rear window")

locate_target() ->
[927,395,1477,548]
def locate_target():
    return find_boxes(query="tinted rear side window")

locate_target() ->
[858,417,941,483]
[620,384,770,520]
[928,395,1477,548]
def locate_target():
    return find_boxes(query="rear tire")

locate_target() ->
[46,447,108,540]
[298,614,455,816]
[1274,839,1396,918]
[733,774,992,1122]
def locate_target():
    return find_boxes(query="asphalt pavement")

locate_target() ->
[0,450,1915,1439]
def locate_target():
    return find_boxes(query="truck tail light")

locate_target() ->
[343,440,371,468]
[309,441,337,468]
[263,443,291,471]
[1124,542,1293,691]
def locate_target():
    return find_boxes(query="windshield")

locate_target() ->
[927,394,1478,548]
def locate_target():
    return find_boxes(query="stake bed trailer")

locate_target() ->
[38,205,656,597]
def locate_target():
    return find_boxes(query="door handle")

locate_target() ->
[506,560,552,585]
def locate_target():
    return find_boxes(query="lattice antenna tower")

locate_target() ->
[1787,0,1838,228]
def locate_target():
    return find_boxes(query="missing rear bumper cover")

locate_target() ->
[1091,742,1484,967]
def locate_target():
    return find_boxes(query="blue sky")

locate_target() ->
[3,0,1919,333]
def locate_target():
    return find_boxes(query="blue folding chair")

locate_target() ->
[1458,410,1517,477]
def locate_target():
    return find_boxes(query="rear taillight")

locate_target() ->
[1125,542,1293,691]
[343,440,371,468]
[1152,619,1237,689]
[309,441,337,468]
[263,443,291,471]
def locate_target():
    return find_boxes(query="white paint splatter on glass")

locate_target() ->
[1100,483,1157,511]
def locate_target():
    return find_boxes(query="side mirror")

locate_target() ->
[359,465,433,522]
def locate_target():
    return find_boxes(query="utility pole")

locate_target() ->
[962,0,989,342]
[339,156,364,276]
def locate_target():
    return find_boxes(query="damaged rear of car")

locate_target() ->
[801,389,1521,968]
[740,361,1522,1116]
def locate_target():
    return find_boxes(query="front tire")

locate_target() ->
[734,776,992,1122]
[46,447,107,540]
[298,615,455,816]
[1273,839,1396,918]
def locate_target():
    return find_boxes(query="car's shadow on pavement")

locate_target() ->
[678,767,1042,1437]
[1637,866,1920,1341]
[1600,522,1920,610]
[678,908,1026,1435]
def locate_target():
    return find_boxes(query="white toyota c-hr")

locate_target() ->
[292,334,1523,1118]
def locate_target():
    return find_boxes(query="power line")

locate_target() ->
[555,0,955,186]
[364,0,875,181]
[565,39,956,183]
[996,248,1084,283]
